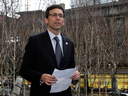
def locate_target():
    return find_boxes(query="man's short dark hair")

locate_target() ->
[45,4,65,19]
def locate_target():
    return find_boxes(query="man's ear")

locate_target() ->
[45,18,48,24]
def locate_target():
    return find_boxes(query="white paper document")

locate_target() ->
[50,68,76,93]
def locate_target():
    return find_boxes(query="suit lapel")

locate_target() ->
[41,31,58,68]
[62,36,67,58]
[59,35,68,68]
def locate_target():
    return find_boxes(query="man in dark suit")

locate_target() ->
[19,4,80,96]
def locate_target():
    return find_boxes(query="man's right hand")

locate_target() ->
[41,74,58,85]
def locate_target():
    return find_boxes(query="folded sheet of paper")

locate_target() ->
[50,68,76,93]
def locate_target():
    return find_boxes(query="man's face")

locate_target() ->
[45,8,64,33]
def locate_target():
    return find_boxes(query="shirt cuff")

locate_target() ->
[40,80,44,86]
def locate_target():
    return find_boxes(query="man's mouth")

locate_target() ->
[55,22,60,25]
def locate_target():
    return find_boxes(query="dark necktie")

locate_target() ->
[54,36,62,66]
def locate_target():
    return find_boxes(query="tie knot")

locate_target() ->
[54,36,60,42]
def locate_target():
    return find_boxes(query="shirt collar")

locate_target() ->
[47,29,62,41]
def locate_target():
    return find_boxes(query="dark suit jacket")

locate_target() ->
[19,30,75,96]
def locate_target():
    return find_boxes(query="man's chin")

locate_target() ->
[54,27,61,31]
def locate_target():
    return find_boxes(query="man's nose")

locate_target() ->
[56,16,60,19]
[56,15,61,19]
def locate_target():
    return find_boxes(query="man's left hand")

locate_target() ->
[70,70,80,80]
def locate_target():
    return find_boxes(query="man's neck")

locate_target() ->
[48,28,60,36]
